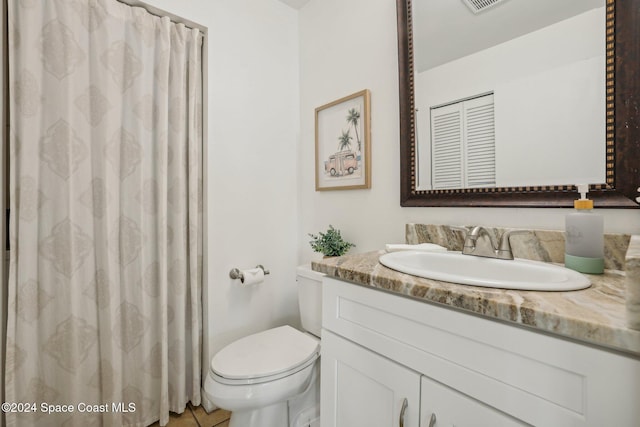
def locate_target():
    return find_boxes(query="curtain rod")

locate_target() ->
[115,0,208,34]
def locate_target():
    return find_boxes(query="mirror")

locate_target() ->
[396,0,640,207]
[415,0,605,191]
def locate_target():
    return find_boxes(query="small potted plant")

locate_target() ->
[309,225,355,257]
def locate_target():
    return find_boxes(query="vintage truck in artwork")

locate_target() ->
[325,150,358,176]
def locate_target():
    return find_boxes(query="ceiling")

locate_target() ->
[277,0,311,10]
[414,0,604,72]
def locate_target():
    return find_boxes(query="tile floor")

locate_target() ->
[148,404,231,427]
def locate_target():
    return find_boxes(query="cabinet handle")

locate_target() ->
[427,413,436,427]
[399,398,408,427]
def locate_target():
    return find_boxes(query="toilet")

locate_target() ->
[204,265,324,427]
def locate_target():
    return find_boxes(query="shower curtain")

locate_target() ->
[5,0,204,426]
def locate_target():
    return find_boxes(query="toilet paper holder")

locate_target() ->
[229,265,270,282]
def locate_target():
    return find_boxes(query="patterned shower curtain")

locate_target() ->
[5,0,203,426]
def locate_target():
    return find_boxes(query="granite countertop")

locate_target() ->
[312,249,640,357]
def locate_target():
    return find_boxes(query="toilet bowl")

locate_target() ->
[204,266,324,427]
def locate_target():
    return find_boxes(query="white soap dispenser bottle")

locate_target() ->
[564,184,604,274]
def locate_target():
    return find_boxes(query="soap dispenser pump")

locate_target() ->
[564,184,604,274]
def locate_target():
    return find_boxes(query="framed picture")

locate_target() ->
[315,89,371,191]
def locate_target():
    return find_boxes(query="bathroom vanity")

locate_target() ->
[313,227,640,427]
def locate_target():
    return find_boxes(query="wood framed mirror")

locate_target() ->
[397,0,639,207]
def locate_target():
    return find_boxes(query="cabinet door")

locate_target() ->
[420,376,529,427]
[321,330,420,427]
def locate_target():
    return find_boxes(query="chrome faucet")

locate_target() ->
[454,226,528,260]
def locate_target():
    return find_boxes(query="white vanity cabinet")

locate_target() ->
[420,376,527,426]
[321,330,420,427]
[320,277,640,427]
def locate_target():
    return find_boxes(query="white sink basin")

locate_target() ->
[378,251,591,291]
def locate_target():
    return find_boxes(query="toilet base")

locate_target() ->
[229,401,287,427]
[204,362,320,427]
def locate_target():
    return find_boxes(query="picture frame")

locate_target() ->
[315,89,371,191]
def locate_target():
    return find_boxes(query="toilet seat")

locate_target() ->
[211,325,320,385]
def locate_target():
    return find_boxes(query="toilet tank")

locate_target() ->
[296,265,325,337]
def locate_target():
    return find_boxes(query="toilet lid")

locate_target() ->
[211,325,319,380]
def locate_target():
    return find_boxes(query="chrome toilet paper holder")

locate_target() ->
[229,265,270,282]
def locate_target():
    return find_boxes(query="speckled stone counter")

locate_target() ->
[312,230,640,357]
[626,235,640,330]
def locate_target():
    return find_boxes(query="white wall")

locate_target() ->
[142,0,301,402]
[298,0,640,266]
[416,8,605,189]
[298,0,406,262]
[495,56,604,187]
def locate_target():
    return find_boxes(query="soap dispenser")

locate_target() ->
[565,184,604,274]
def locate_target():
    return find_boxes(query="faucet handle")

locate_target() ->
[450,226,474,252]
[501,229,530,240]
[497,229,531,259]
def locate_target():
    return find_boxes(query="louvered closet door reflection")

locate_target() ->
[463,94,495,188]
[430,94,495,189]
[431,103,464,189]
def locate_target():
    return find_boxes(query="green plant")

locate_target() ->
[308,225,355,257]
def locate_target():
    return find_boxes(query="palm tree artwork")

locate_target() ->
[346,108,361,153]
[338,129,353,151]
[315,90,369,189]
